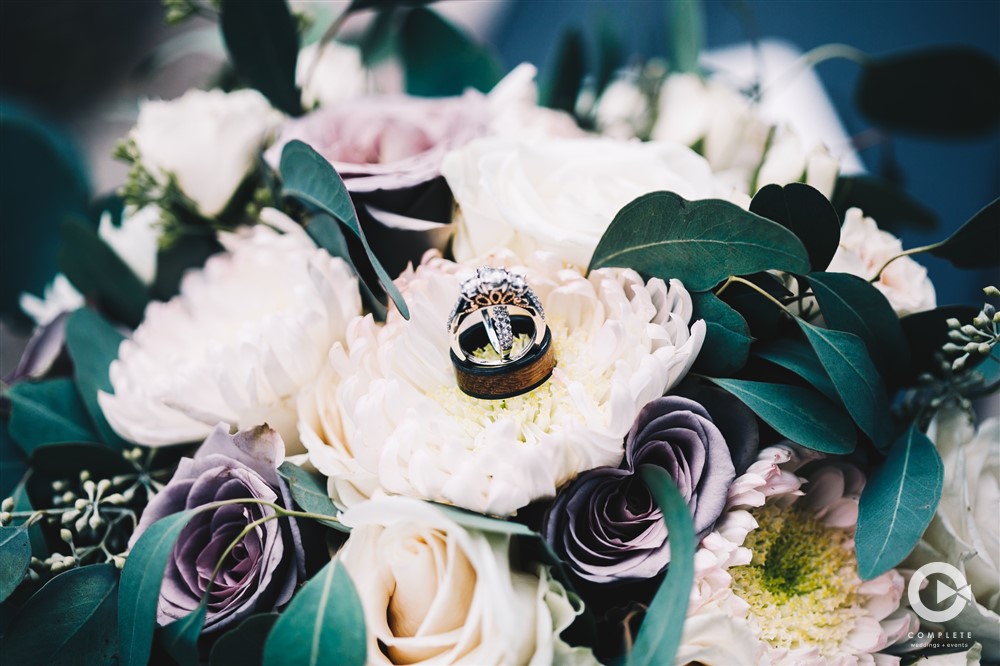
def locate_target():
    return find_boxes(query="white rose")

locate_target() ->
[676,602,769,665]
[297,41,369,110]
[338,496,597,665]
[827,208,936,316]
[906,404,1000,661]
[594,77,652,140]
[441,136,732,268]
[131,89,283,217]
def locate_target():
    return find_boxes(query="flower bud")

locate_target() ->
[1,497,14,512]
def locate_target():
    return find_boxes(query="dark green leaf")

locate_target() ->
[65,308,127,450]
[29,443,133,478]
[754,338,840,403]
[831,175,938,233]
[210,613,279,666]
[399,7,502,96]
[348,0,435,10]
[750,183,840,272]
[58,219,149,328]
[668,0,703,75]
[856,425,943,579]
[806,272,910,386]
[161,603,207,665]
[900,305,981,382]
[276,462,345,531]
[690,292,752,376]
[0,526,31,603]
[219,0,302,116]
[431,502,535,537]
[152,232,223,301]
[543,28,586,113]
[280,140,409,319]
[856,47,1000,137]
[262,559,366,666]
[0,426,27,498]
[628,465,695,666]
[0,102,90,321]
[0,563,118,664]
[357,8,398,68]
[706,377,856,454]
[589,192,810,291]
[119,510,196,666]
[797,321,892,450]
[304,213,388,320]
[10,475,46,558]
[717,272,793,341]
[593,17,624,95]
[7,379,102,453]
[928,198,999,269]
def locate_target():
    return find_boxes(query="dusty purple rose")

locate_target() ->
[543,392,754,583]
[130,423,303,631]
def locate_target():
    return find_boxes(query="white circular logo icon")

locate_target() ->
[908,562,972,623]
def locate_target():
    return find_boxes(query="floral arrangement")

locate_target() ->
[1,2,998,665]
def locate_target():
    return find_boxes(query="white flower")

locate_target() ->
[594,78,652,140]
[677,601,770,666]
[19,274,84,326]
[300,250,705,515]
[297,41,368,110]
[827,208,936,316]
[98,209,361,450]
[97,205,161,285]
[441,136,732,268]
[905,404,1000,662]
[338,496,598,665]
[131,89,283,217]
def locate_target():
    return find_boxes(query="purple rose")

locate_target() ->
[130,424,303,631]
[543,389,756,583]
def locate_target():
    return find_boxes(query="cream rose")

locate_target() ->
[441,136,732,268]
[297,41,369,110]
[130,89,283,217]
[338,496,597,665]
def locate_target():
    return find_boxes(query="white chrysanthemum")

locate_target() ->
[682,445,919,666]
[98,208,361,450]
[300,250,705,515]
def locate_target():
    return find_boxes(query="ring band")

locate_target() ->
[451,316,556,399]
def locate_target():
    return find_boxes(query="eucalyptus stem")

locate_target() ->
[726,276,795,316]
[302,7,352,99]
[871,242,940,282]
[756,42,870,102]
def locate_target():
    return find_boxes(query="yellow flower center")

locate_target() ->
[730,503,863,657]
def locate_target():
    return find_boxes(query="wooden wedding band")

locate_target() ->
[451,318,556,400]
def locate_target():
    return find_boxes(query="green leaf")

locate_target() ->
[706,377,856,454]
[280,140,409,319]
[928,198,999,269]
[856,425,943,579]
[304,213,388,321]
[210,613,279,666]
[0,102,90,321]
[0,426,27,498]
[152,232,223,301]
[831,175,938,233]
[0,563,118,664]
[347,0,434,11]
[119,510,196,666]
[900,305,981,383]
[797,321,892,450]
[65,308,127,450]
[593,17,624,95]
[219,0,302,116]
[58,218,149,328]
[627,465,695,666]
[750,183,840,272]
[717,272,792,342]
[399,7,502,97]
[161,603,207,665]
[806,272,910,386]
[856,46,1000,137]
[7,379,102,454]
[690,292,752,376]
[668,0,703,75]
[10,475,46,558]
[589,192,810,291]
[0,526,31,603]
[29,443,133,479]
[357,8,398,68]
[276,462,345,531]
[431,502,535,537]
[262,559,366,666]
[543,28,586,113]
[754,338,840,404]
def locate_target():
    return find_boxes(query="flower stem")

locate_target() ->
[870,242,941,282]
[756,43,870,102]
[726,276,795,317]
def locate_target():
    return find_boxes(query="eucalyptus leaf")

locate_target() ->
[304,213,388,321]
[0,526,31,603]
[262,559,366,666]
[219,0,302,116]
[754,338,840,404]
[797,321,892,450]
[928,198,999,269]
[717,272,793,342]
[856,46,1000,137]
[750,183,840,272]
[707,377,856,454]
[543,28,586,113]
[0,427,27,498]
[627,465,695,666]
[690,292,752,376]
[855,425,943,579]
[399,7,502,96]
[589,192,810,291]
[0,563,118,664]
[669,0,703,75]
[119,510,196,666]
[347,0,435,11]
[210,613,279,666]
[279,140,410,319]
[7,379,102,454]
[431,502,535,537]
[10,475,46,558]
[594,17,624,96]
[831,176,938,232]
[152,232,223,301]
[806,272,910,386]
[65,308,127,450]
[900,305,981,382]
[161,602,207,665]
[276,462,345,531]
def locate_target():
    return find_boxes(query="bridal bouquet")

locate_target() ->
[2,1,998,665]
